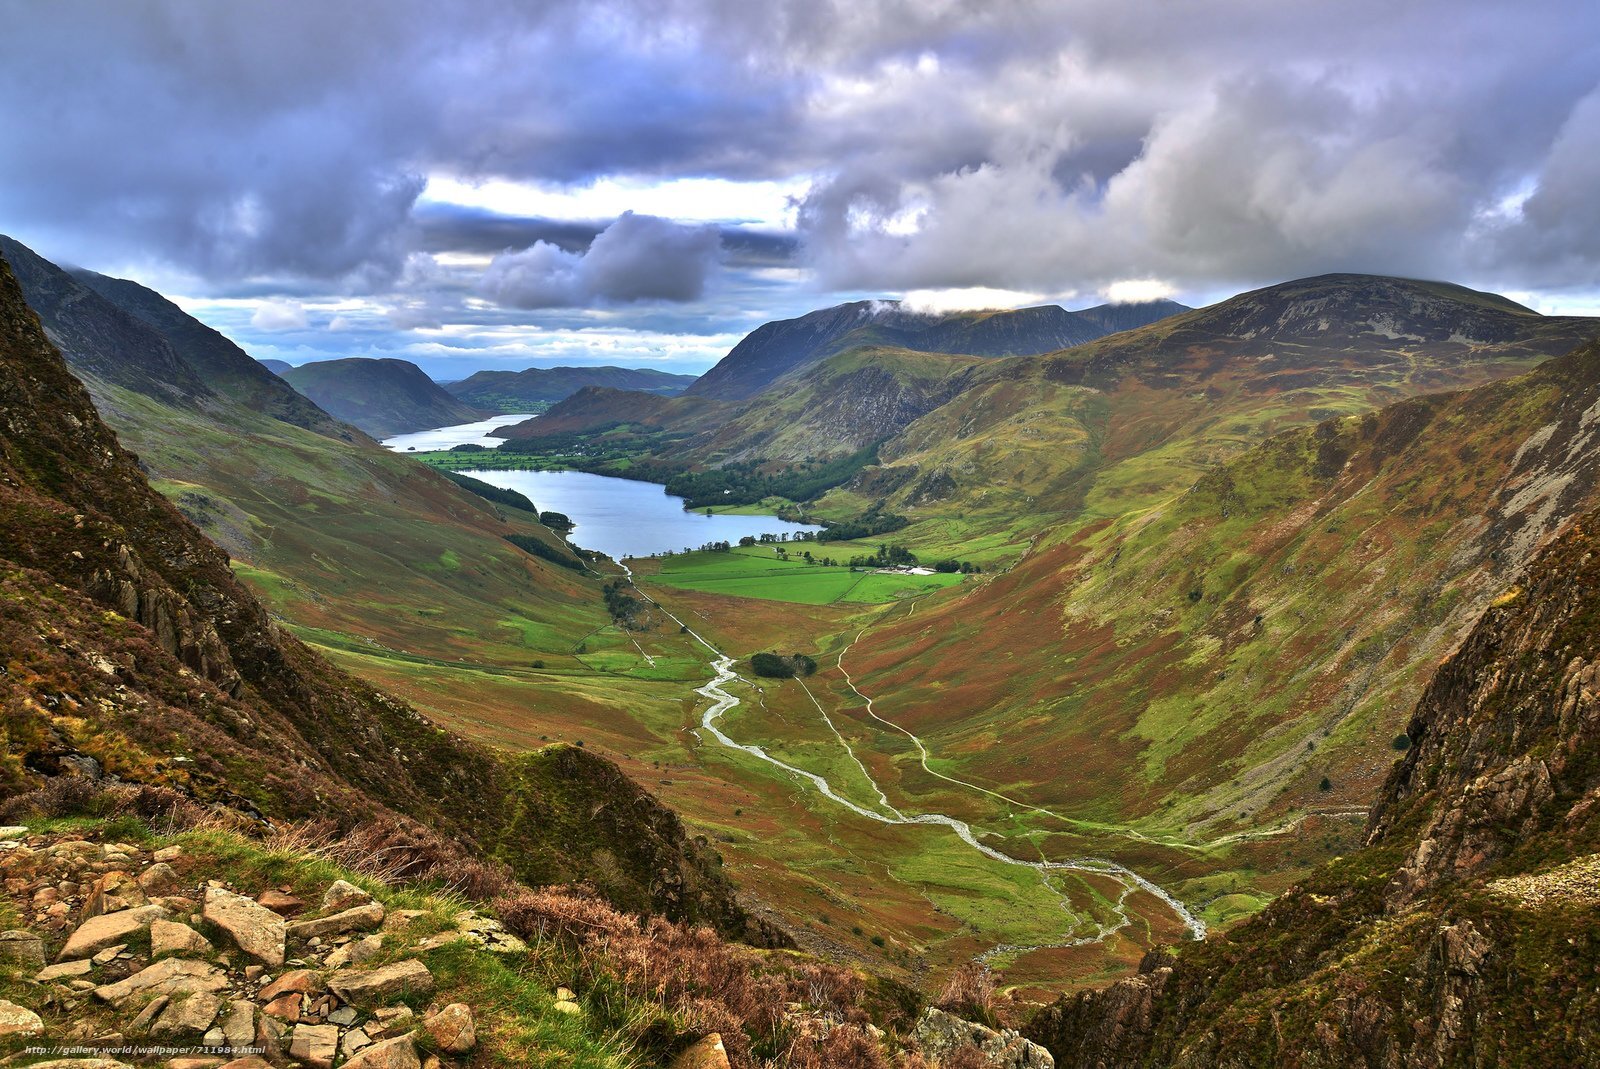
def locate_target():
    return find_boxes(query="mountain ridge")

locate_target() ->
[0,245,766,937]
[684,296,1190,402]
[448,364,698,412]
[281,356,482,437]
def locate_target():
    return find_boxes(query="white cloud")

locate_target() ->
[250,299,308,332]
[1103,279,1176,304]
[900,287,1047,313]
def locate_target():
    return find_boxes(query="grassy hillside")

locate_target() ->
[1025,506,1600,1067]
[831,337,1600,919]
[0,246,760,932]
[282,356,481,437]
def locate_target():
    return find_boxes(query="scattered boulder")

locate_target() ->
[153,846,183,863]
[343,1035,421,1069]
[329,959,433,1005]
[80,871,148,920]
[912,1007,1054,1069]
[130,994,172,1034]
[287,902,385,941]
[343,1027,373,1057]
[203,887,285,966]
[36,958,93,981]
[322,880,373,912]
[263,992,305,1022]
[0,928,45,967]
[93,957,228,1009]
[288,1022,340,1069]
[26,1061,135,1069]
[219,999,255,1050]
[255,890,304,916]
[259,968,323,1001]
[136,862,181,896]
[151,919,212,958]
[0,997,46,1038]
[325,934,383,968]
[151,991,223,1036]
[58,904,168,961]
[219,1058,273,1069]
[422,1003,475,1053]
[370,1005,415,1037]
[670,1033,732,1069]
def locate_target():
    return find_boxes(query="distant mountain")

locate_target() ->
[281,356,481,437]
[685,298,1191,402]
[447,365,698,412]
[1072,298,1192,334]
[258,357,292,375]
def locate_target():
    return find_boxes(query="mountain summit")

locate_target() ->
[685,297,1189,401]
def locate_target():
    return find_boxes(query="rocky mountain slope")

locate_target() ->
[0,248,757,935]
[280,358,481,438]
[258,358,293,376]
[1025,505,1600,1067]
[447,365,698,413]
[684,298,1188,402]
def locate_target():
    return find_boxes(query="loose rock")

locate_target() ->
[58,903,168,961]
[0,997,46,1038]
[342,1035,421,1069]
[329,959,433,1005]
[151,919,212,958]
[322,879,372,912]
[288,1022,340,1069]
[287,902,385,941]
[670,1033,732,1069]
[422,1003,475,1053]
[94,957,228,1009]
[0,928,45,967]
[203,887,285,966]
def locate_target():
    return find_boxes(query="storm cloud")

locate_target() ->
[3,0,1599,371]
[479,213,722,308]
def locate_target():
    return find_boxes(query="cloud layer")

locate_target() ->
[3,1,1599,371]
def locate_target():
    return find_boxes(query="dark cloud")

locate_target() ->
[479,212,722,308]
[2,0,1599,367]
[414,203,797,268]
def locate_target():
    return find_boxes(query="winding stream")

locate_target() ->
[620,565,1207,965]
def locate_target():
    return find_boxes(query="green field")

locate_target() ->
[650,545,964,605]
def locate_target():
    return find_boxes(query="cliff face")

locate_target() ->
[1025,509,1600,1067]
[0,249,769,941]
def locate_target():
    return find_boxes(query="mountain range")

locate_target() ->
[684,297,1189,402]
[448,364,698,412]
[8,225,1600,1065]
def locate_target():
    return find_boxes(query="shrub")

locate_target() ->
[935,962,996,1026]
[1391,733,1412,751]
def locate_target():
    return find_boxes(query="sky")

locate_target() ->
[3,0,1600,378]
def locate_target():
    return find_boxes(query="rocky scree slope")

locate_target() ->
[0,249,760,939]
[0,817,1054,1068]
[1024,508,1600,1067]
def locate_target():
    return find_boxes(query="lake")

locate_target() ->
[382,414,537,452]
[454,469,821,560]
[382,417,821,559]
